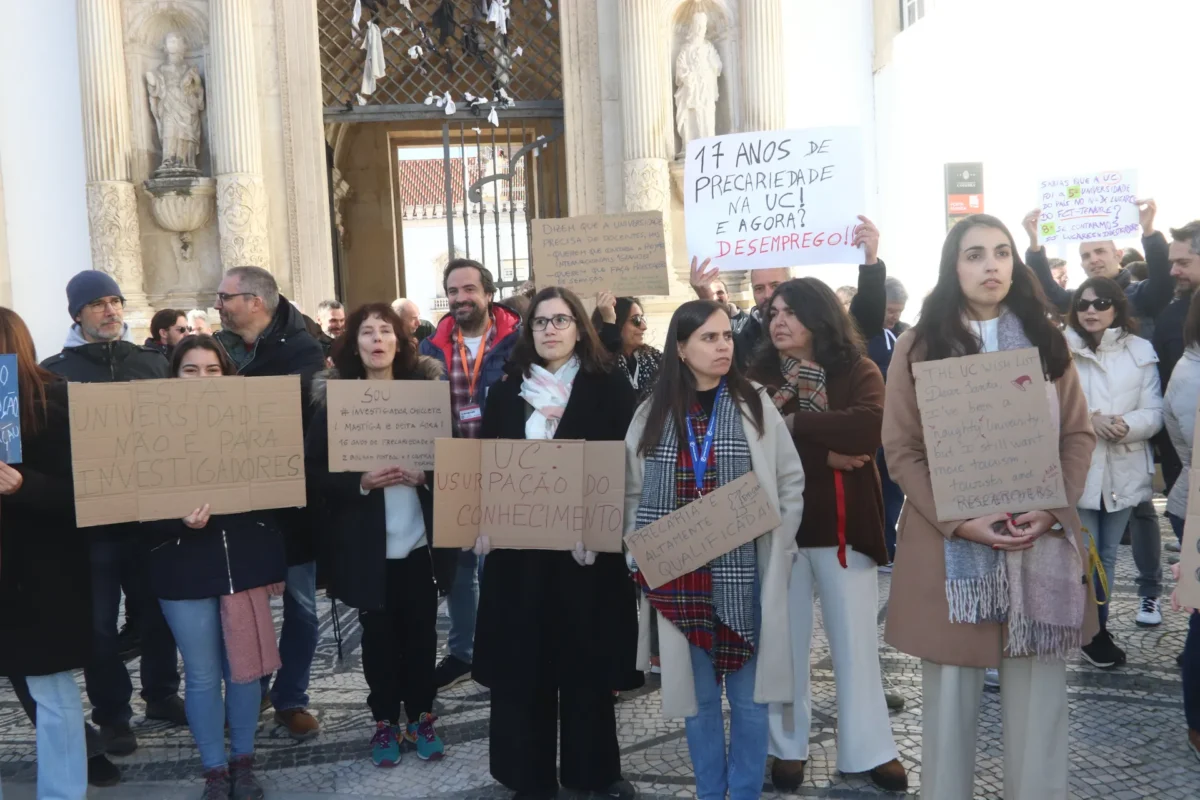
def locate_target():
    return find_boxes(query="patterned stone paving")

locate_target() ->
[2,502,1197,799]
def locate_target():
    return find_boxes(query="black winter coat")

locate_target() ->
[215,297,327,566]
[305,360,450,611]
[41,336,169,383]
[472,364,643,693]
[146,510,286,601]
[0,381,92,676]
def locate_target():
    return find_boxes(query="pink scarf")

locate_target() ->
[220,583,284,684]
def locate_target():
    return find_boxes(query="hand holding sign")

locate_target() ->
[1137,198,1156,235]
[689,256,719,300]
[852,215,880,265]
[0,461,23,495]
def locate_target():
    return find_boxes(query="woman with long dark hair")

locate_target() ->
[747,280,905,792]
[305,303,445,767]
[473,286,640,800]
[1064,277,1162,668]
[626,299,805,800]
[593,292,662,400]
[0,307,90,798]
[150,334,287,800]
[882,214,1096,799]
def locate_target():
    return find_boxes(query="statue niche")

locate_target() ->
[673,11,723,151]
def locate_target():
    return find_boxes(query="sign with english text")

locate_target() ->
[684,127,866,270]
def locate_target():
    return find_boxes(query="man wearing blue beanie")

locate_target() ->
[38,270,184,787]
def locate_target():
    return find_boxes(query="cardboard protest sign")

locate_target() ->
[0,354,21,464]
[532,211,669,296]
[625,471,781,590]
[1176,391,1200,609]
[684,127,865,270]
[69,376,305,527]
[326,380,451,471]
[432,438,626,552]
[913,348,1066,522]
[1037,169,1139,243]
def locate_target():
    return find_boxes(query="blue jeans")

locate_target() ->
[684,646,768,800]
[1078,505,1134,629]
[1169,514,1200,731]
[85,537,180,726]
[160,598,261,771]
[0,672,87,800]
[877,449,903,561]
[447,550,483,663]
[260,561,318,711]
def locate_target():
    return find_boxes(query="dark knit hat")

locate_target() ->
[67,270,125,318]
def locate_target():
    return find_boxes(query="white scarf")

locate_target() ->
[519,356,579,440]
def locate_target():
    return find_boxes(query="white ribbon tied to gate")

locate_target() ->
[360,21,386,95]
[487,0,510,35]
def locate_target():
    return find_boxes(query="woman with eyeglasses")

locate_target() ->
[593,293,662,401]
[473,287,640,800]
[1064,278,1163,669]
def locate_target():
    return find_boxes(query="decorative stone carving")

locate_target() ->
[145,32,205,176]
[623,158,670,213]
[216,174,271,268]
[674,12,722,149]
[86,182,144,283]
[331,167,353,248]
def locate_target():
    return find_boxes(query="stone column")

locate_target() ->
[617,0,673,280]
[739,0,786,132]
[76,0,149,316]
[209,0,271,269]
[559,0,605,216]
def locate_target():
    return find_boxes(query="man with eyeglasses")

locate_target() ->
[38,270,183,787]
[144,308,190,358]
[212,266,327,741]
[419,258,521,690]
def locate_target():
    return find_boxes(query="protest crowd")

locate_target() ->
[2,191,1200,800]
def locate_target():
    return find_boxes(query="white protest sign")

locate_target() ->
[1037,169,1139,243]
[684,127,865,270]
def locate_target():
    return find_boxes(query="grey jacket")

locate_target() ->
[1164,347,1200,520]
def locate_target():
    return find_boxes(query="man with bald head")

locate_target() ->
[392,297,434,343]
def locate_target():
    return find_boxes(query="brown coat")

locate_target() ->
[753,357,889,566]
[881,331,1099,668]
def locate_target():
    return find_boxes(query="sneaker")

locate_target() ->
[595,779,637,799]
[1136,597,1163,627]
[868,758,908,792]
[434,654,472,689]
[878,563,893,574]
[1189,728,1200,763]
[230,754,264,800]
[100,722,138,756]
[405,712,445,761]
[87,754,121,787]
[1082,629,1125,669]
[370,721,402,768]
[145,694,189,726]
[649,655,661,675]
[770,758,806,791]
[983,668,1000,689]
[200,767,232,800]
[274,708,320,741]
[884,690,905,711]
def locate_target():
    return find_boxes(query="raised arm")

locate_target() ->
[1127,200,1173,319]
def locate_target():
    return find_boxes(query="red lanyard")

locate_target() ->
[456,317,492,401]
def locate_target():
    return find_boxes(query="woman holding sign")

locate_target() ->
[1065,277,1163,667]
[626,299,805,800]
[151,334,287,800]
[593,292,662,401]
[473,286,640,800]
[747,279,907,792]
[882,214,1096,800]
[305,302,446,767]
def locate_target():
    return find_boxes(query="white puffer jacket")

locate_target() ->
[1164,347,1200,521]
[1067,327,1163,511]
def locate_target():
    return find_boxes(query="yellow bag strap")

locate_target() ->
[1084,526,1109,606]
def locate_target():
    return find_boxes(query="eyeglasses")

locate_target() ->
[629,315,647,327]
[86,298,124,312]
[530,314,576,332]
[216,292,257,304]
[1076,298,1114,312]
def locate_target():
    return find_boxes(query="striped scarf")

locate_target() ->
[634,387,758,680]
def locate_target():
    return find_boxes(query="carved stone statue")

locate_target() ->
[674,12,722,148]
[146,33,205,175]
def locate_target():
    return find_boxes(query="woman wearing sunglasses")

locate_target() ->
[593,293,662,401]
[1065,277,1163,669]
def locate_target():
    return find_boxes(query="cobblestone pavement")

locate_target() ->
[2,507,1196,799]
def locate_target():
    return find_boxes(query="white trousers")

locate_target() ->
[921,658,1068,800]
[768,547,899,773]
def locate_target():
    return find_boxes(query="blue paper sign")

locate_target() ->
[0,354,21,464]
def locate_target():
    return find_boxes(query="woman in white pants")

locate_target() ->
[882,215,1097,799]
[749,279,905,793]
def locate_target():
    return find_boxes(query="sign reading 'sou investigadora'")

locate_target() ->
[684,126,865,270]
[326,379,450,471]
[913,348,1066,522]
[69,376,305,527]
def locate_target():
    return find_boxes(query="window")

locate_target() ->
[900,0,926,30]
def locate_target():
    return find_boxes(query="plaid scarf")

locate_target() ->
[635,386,758,680]
[448,317,497,439]
[771,356,827,412]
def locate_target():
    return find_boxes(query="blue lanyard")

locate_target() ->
[686,379,725,493]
